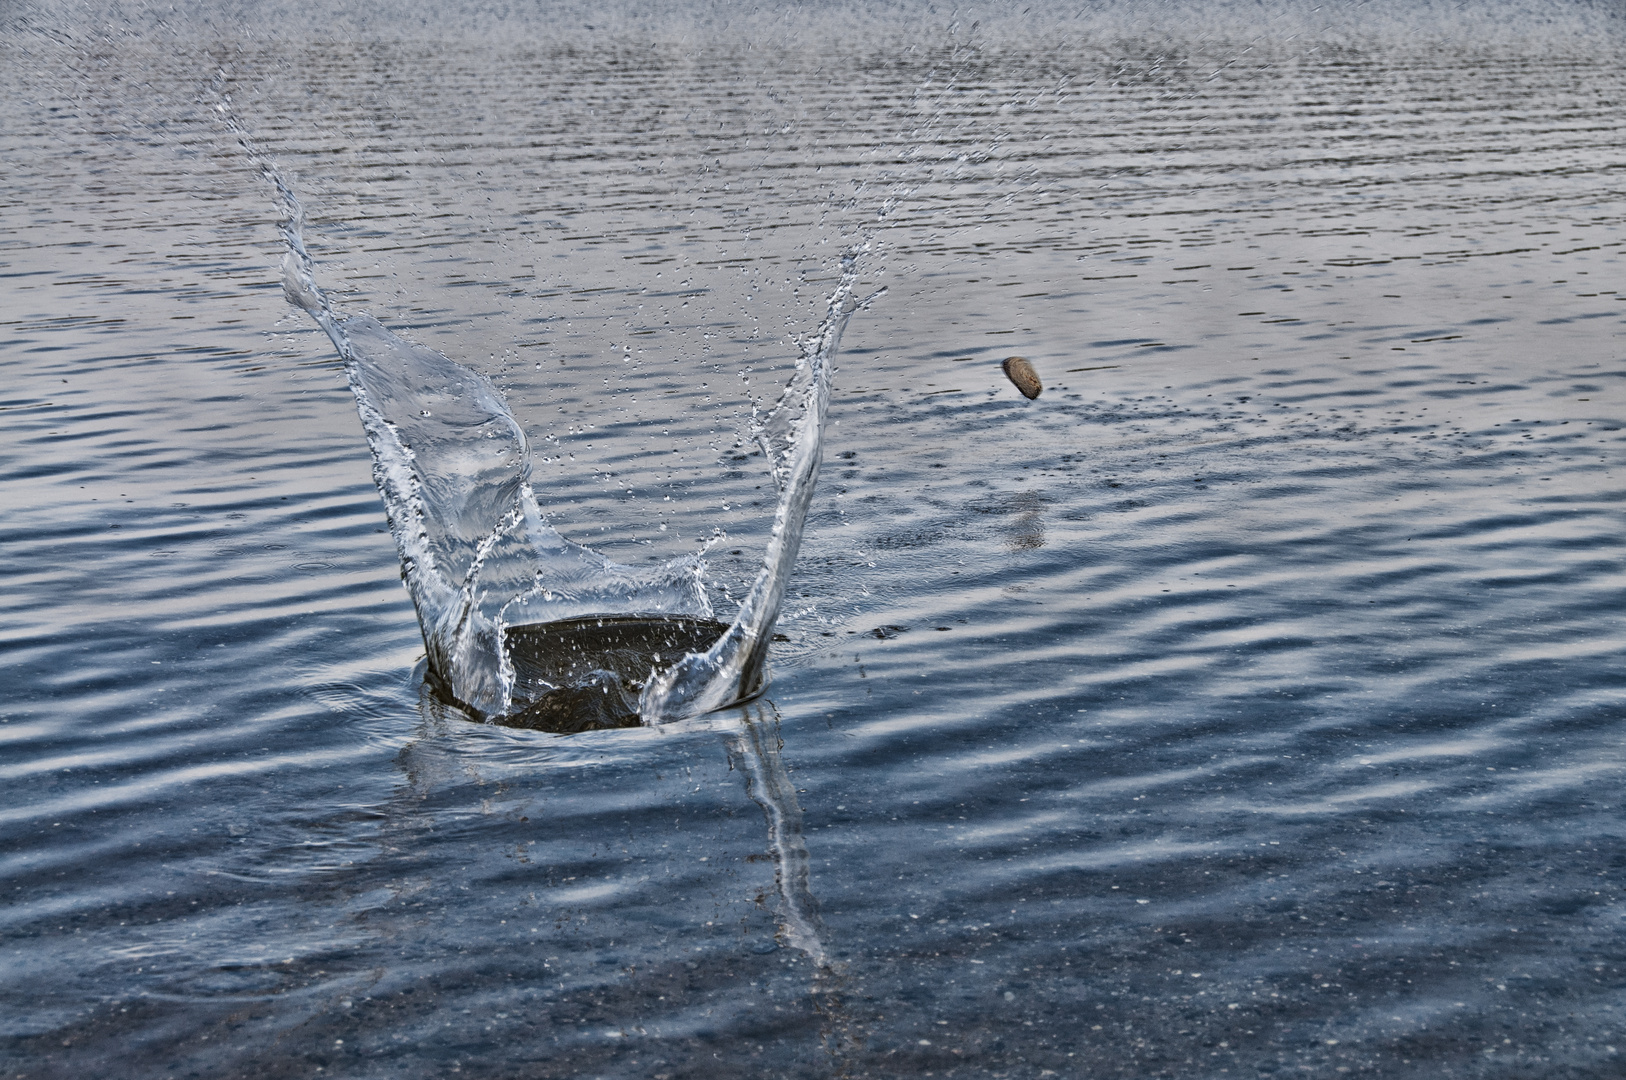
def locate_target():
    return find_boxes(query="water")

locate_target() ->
[6,2,1626,1077]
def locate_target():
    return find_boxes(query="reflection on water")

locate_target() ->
[726,703,827,966]
[6,2,1626,1077]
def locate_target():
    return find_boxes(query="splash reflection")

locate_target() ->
[723,702,828,967]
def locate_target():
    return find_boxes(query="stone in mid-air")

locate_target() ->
[1002,356,1042,399]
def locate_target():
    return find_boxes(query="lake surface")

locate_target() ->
[5,2,1626,1076]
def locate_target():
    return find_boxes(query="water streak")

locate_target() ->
[234,111,871,725]
[725,704,827,965]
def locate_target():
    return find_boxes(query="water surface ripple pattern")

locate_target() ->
[4,3,1626,1078]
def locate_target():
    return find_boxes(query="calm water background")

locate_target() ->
[6,1,1626,1076]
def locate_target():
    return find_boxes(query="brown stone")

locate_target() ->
[1002,356,1042,399]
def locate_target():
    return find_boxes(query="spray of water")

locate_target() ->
[227,104,877,726]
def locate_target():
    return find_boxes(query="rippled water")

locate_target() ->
[6,2,1626,1077]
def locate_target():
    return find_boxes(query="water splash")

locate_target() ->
[639,252,875,721]
[233,112,875,726]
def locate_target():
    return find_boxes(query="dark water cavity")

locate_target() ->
[499,618,747,732]
[6,2,1626,1077]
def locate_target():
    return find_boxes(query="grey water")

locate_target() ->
[6,1,1626,1077]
